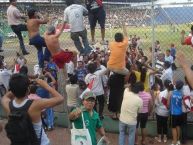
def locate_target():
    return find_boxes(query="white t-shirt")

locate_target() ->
[182,85,191,113]
[165,55,174,64]
[64,4,88,32]
[66,61,74,75]
[120,89,143,125]
[0,69,12,90]
[7,5,22,25]
[85,65,106,96]
[160,67,173,83]
[155,89,169,117]
[66,84,79,107]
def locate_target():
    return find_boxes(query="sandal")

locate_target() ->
[163,137,167,143]
[155,137,161,143]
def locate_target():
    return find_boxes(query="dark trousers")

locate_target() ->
[71,29,92,54]
[11,24,28,53]
[29,34,51,68]
[94,95,105,116]
[181,113,187,143]
[156,114,168,135]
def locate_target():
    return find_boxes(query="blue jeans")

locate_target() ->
[71,29,92,54]
[45,108,54,128]
[0,34,3,49]
[119,121,136,145]
[29,34,51,68]
[11,24,28,53]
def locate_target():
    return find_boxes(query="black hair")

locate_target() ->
[191,25,193,31]
[29,84,38,94]
[70,75,78,84]
[87,63,97,74]
[164,79,174,91]
[19,66,28,76]
[28,9,36,19]
[138,65,147,83]
[114,33,124,42]
[164,61,171,69]
[138,81,145,92]
[175,80,184,90]
[66,0,74,6]
[130,82,143,94]
[78,80,87,90]
[9,0,16,3]
[9,74,30,98]
[166,49,171,52]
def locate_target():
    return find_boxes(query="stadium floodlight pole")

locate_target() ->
[151,0,156,84]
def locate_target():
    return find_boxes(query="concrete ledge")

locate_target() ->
[54,112,193,138]
[1,108,193,138]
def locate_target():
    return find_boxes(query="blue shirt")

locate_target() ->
[170,89,183,115]
[36,86,49,99]
[75,68,87,81]
[170,47,176,57]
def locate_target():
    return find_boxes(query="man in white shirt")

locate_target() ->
[7,0,29,55]
[64,0,92,55]
[160,61,173,83]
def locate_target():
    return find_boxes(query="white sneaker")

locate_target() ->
[177,141,181,145]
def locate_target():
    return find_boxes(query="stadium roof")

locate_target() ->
[104,0,153,2]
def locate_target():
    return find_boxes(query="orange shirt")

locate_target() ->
[107,37,128,69]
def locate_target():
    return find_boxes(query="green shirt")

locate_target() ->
[73,108,102,145]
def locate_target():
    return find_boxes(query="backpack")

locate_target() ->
[5,100,41,145]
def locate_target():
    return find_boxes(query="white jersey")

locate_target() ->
[64,4,88,32]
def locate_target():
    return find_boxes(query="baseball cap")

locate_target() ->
[82,91,96,100]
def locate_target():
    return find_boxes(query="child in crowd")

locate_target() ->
[155,80,174,143]
[69,91,109,145]
[75,60,87,81]
[168,80,184,145]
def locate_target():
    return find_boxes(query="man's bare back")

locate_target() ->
[27,9,48,38]
[27,19,41,38]
[44,34,60,55]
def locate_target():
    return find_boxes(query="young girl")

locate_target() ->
[154,80,174,143]
[168,80,184,145]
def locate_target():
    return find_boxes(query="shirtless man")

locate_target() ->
[44,24,76,69]
[27,9,51,68]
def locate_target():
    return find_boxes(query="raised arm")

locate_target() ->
[1,92,15,114]
[33,79,64,110]
[122,23,128,37]
[55,22,66,38]
[177,52,193,89]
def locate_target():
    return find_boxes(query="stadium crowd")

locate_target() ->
[0,0,193,145]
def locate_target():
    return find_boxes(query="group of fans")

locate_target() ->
[0,0,193,145]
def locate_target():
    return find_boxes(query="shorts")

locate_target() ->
[171,114,183,128]
[136,113,148,128]
[88,7,106,29]
[52,50,73,69]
